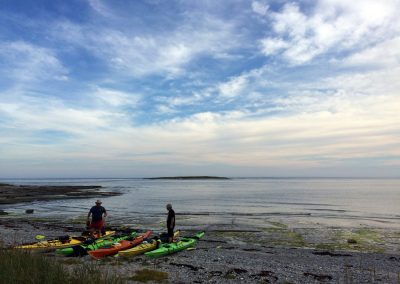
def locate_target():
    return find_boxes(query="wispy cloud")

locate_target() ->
[51,12,242,78]
[342,37,400,68]
[252,1,269,16]
[0,41,68,83]
[257,0,400,64]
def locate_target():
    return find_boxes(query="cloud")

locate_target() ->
[252,1,269,16]
[91,87,141,108]
[87,0,115,18]
[259,0,400,64]
[217,75,249,98]
[260,38,289,56]
[0,91,128,136]
[0,41,68,82]
[1,72,399,176]
[342,37,400,68]
[51,12,241,78]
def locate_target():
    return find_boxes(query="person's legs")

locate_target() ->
[90,220,104,238]
[167,228,174,243]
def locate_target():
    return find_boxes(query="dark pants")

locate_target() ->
[167,228,174,238]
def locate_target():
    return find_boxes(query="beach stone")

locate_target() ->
[347,238,357,244]
[25,209,34,214]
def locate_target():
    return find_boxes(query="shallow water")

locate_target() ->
[1,178,400,229]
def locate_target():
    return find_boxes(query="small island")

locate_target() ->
[145,176,230,180]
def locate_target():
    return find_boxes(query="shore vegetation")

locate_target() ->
[0,248,121,284]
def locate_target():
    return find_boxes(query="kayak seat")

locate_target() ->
[83,238,95,245]
[58,235,70,243]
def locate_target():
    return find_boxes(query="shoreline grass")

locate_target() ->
[0,248,122,284]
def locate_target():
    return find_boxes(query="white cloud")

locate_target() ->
[259,0,400,64]
[252,1,269,16]
[52,13,241,77]
[0,92,127,136]
[342,37,400,68]
[87,0,115,18]
[1,72,399,176]
[217,75,249,98]
[0,41,68,82]
[91,87,141,107]
[320,67,400,98]
[260,38,289,55]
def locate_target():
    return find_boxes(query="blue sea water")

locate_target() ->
[1,178,400,229]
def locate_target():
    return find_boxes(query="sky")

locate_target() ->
[0,0,399,178]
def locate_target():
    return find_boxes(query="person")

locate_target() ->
[166,203,175,243]
[87,200,107,237]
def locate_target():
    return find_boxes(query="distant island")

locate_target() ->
[146,176,230,180]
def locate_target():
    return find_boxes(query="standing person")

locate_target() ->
[87,200,107,237]
[166,203,175,243]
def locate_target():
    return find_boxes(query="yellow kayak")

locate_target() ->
[14,231,115,252]
[119,230,180,257]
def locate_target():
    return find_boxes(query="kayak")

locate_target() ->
[56,231,137,256]
[14,231,115,252]
[88,230,152,259]
[145,231,204,258]
[119,230,180,258]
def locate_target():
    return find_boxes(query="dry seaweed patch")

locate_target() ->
[263,227,307,247]
[128,268,168,283]
[314,228,385,253]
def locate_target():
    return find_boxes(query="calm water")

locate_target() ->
[1,178,400,229]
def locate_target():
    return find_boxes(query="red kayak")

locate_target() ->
[88,230,152,259]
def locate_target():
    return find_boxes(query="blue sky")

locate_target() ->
[0,0,399,178]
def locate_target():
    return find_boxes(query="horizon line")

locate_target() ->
[1,176,399,180]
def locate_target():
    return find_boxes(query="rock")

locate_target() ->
[347,238,357,244]
[25,209,34,214]
[304,272,333,281]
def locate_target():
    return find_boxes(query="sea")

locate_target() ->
[1,178,400,230]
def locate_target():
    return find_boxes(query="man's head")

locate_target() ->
[166,203,172,210]
[95,200,102,206]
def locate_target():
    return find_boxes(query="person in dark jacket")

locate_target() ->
[166,203,175,243]
[87,200,107,237]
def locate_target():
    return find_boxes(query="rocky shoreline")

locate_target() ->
[1,216,399,283]
[0,183,121,205]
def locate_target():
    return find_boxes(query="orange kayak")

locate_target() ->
[88,230,152,259]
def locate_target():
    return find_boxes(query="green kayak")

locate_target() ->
[56,231,137,256]
[145,231,204,258]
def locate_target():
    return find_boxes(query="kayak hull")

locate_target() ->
[119,240,157,257]
[88,231,152,259]
[56,231,136,256]
[145,231,204,258]
[14,231,115,252]
[119,230,180,257]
